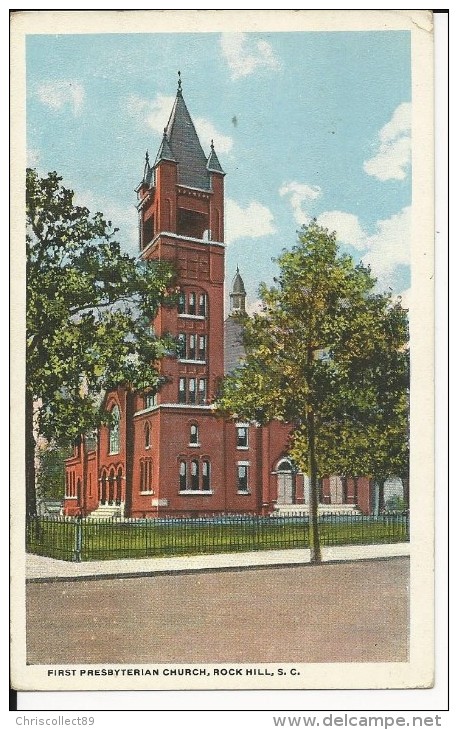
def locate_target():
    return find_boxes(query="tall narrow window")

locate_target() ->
[237,465,248,492]
[191,460,199,490]
[189,423,199,445]
[145,392,157,409]
[198,379,207,405]
[189,292,196,315]
[237,426,248,449]
[101,471,107,503]
[178,378,186,403]
[188,334,196,360]
[116,468,123,503]
[198,335,206,361]
[198,293,206,317]
[202,460,211,490]
[178,291,185,314]
[188,378,196,404]
[145,423,151,449]
[108,468,115,503]
[179,461,187,491]
[109,405,120,454]
[177,333,186,358]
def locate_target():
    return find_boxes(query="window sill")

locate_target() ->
[145,445,151,450]
[178,314,205,321]
[178,359,206,365]
[140,490,154,495]
[178,490,214,495]
[64,496,79,500]
[108,451,120,456]
[236,446,249,450]
[188,443,201,448]
[237,490,251,495]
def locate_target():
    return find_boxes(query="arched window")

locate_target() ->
[188,334,196,360]
[189,423,199,445]
[188,292,196,315]
[101,470,107,503]
[177,333,186,358]
[140,460,145,492]
[198,378,207,405]
[191,460,199,490]
[178,291,186,315]
[202,460,211,491]
[277,459,293,472]
[109,405,120,454]
[198,335,206,361]
[179,461,187,491]
[116,468,123,503]
[145,423,151,449]
[108,468,115,503]
[198,293,207,317]
[188,378,196,404]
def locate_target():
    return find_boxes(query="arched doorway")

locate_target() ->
[276,459,295,505]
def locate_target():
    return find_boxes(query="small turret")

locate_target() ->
[230,266,246,313]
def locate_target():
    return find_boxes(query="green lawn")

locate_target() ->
[26,514,409,562]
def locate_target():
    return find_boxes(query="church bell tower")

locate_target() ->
[136,72,226,408]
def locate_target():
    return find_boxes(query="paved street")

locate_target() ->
[26,557,409,665]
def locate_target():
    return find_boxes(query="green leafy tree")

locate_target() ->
[26,169,176,517]
[217,221,409,562]
[36,442,69,503]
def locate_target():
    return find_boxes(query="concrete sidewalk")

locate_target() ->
[26,542,409,582]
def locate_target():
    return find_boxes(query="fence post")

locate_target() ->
[73,517,83,562]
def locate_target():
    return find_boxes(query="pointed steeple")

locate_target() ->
[142,150,154,187]
[157,73,210,190]
[207,139,225,175]
[154,128,177,165]
[230,266,247,313]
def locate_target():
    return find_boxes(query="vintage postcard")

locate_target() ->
[10,10,435,695]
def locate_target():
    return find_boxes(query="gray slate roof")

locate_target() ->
[154,132,177,165]
[224,316,246,374]
[207,145,225,175]
[164,90,211,190]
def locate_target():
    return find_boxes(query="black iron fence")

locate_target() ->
[26,511,409,562]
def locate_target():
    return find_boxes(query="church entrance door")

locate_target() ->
[276,459,295,505]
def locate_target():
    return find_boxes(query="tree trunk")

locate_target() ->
[307,406,321,564]
[81,435,87,516]
[25,388,37,518]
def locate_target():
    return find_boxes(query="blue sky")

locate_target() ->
[27,30,412,312]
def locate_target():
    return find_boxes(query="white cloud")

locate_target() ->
[194,118,233,155]
[127,93,233,154]
[399,288,411,311]
[225,198,276,245]
[245,298,264,316]
[220,33,281,80]
[36,80,85,115]
[74,190,138,255]
[362,206,411,287]
[316,210,367,250]
[363,102,411,181]
[279,181,322,225]
[27,148,40,167]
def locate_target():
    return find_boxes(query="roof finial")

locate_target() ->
[145,150,149,165]
[177,70,182,94]
[236,264,240,274]
[211,139,214,150]
[163,127,167,138]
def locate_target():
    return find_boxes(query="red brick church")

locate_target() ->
[64,79,373,518]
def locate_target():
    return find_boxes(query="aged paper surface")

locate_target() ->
[10,9,434,693]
